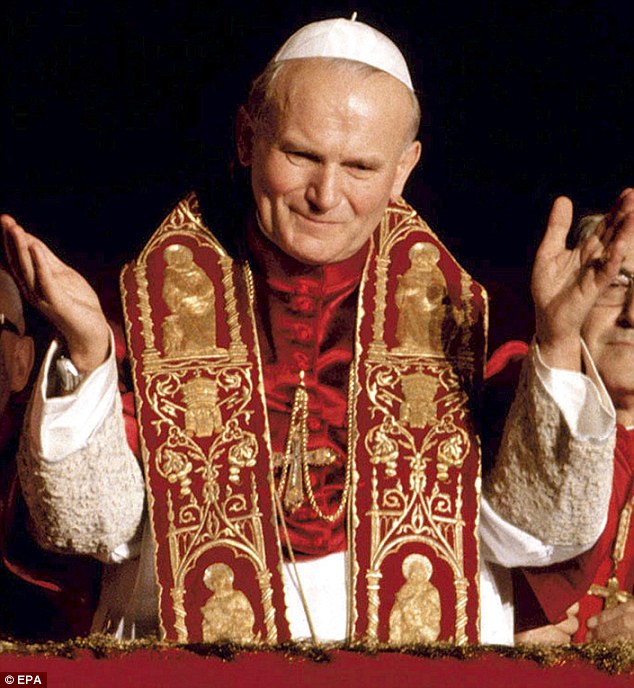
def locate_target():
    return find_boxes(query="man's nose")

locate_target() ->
[306,165,342,212]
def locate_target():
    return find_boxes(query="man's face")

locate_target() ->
[582,238,634,416]
[0,283,33,418]
[238,60,421,265]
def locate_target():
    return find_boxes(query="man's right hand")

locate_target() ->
[1,215,110,374]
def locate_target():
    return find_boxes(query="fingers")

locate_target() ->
[601,188,634,251]
[536,196,574,259]
[27,241,58,314]
[556,610,579,636]
[1,215,38,300]
[586,600,634,641]
[612,195,634,258]
[577,190,634,291]
[515,624,573,644]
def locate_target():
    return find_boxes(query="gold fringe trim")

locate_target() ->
[0,637,633,674]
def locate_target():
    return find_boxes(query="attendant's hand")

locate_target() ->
[586,599,634,641]
[531,188,634,370]
[514,603,579,644]
[1,214,110,373]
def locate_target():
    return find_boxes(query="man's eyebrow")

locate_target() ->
[342,155,383,169]
[277,137,383,168]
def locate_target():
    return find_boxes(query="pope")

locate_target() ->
[2,16,626,645]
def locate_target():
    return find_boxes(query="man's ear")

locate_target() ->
[8,335,34,393]
[390,140,422,200]
[236,106,254,167]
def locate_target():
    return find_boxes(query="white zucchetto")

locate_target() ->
[273,15,413,91]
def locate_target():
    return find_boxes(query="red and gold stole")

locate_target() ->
[121,193,487,644]
[348,199,486,644]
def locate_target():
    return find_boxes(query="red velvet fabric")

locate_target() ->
[247,225,368,557]
[0,648,630,687]
[487,340,634,642]
[0,395,99,639]
[521,425,634,641]
[115,223,368,559]
[484,340,529,380]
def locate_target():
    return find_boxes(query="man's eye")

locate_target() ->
[347,162,376,176]
[286,151,317,163]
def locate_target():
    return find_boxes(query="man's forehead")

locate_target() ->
[273,58,406,100]
[266,61,413,143]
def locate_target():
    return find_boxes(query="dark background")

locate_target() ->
[1,0,632,351]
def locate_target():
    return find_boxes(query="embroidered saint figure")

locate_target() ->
[161,244,217,356]
[200,563,256,643]
[388,554,441,644]
[394,243,447,355]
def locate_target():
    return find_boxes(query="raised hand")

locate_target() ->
[531,188,634,370]
[1,214,110,373]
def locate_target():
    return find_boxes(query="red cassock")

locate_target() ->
[247,224,364,557]
[487,341,634,642]
[517,425,634,641]
[0,396,100,640]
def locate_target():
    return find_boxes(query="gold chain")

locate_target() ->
[588,497,634,608]
[245,262,353,523]
[301,370,353,523]
[277,370,352,523]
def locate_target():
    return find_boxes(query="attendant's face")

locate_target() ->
[0,340,10,416]
[582,238,634,421]
[0,285,33,416]
[238,60,421,265]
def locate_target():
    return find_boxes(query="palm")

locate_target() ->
[532,193,634,357]
[2,215,110,372]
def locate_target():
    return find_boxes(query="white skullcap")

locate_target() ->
[273,14,413,91]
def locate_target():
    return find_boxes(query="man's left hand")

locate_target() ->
[532,188,634,371]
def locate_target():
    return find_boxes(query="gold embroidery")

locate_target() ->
[124,194,483,644]
[123,195,279,643]
[362,363,473,644]
[161,244,217,356]
[400,372,439,428]
[356,201,480,645]
[201,563,256,643]
[394,243,446,355]
[182,375,222,437]
[276,371,350,521]
[389,554,441,644]
[589,502,634,609]
[369,418,400,478]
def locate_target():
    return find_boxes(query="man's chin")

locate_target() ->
[275,236,343,266]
